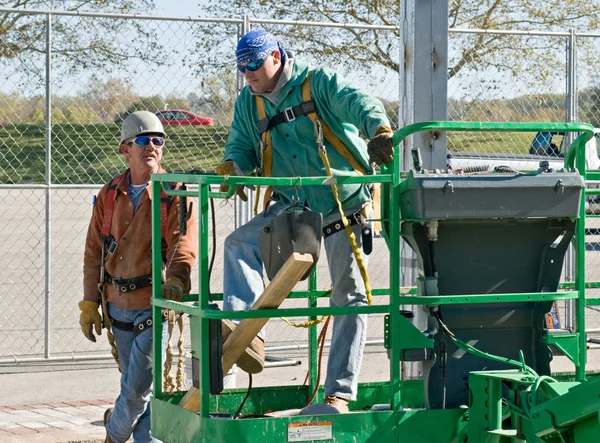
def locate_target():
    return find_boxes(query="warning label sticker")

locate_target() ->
[288,421,333,442]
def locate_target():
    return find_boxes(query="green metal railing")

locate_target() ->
[148,121,596,442]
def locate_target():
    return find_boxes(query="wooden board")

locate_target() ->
[178,252,314,411]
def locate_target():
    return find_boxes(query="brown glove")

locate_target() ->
[162,277,185,302]
[79,300,102,343]
[367,126,394,166]
[215,161,248,202]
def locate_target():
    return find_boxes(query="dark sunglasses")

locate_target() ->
[131,136,164,147]
[237,55,268,74]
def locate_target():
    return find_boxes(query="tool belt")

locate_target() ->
[105,273,154,293]
[322,209,373,255]
[110,312,167,338]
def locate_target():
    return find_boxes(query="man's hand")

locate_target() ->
[162,277,185,302]
[79,300,102,342]
[367,126,394,166]
[215,161,248,202]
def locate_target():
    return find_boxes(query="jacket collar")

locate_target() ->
[115,166,166,198]
[276,54,309,104]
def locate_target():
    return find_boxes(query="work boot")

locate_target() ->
[324,396,350,413]
[104,407,114,443]
[222,319,265,374]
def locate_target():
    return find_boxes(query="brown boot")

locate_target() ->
[324,395,350,413]
[104,407,114,443]
[222,319,265,374]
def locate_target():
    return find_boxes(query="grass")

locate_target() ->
[447,131,534,155]
[0,123,538,184]
[0,124,229,184]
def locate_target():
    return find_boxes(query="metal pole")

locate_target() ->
[234,15,252,229]
[44,13,52,359]
[565,30,578,330]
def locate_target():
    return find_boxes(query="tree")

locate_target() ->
[0,1,166,86]
[196,72,238,125]
[84,77,137,123]
[198,0,600,82]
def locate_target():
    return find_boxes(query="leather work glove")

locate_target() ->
[367,126,395,166]
[215,161,248,202]
[162,277,185,302]
[79,300,102,343]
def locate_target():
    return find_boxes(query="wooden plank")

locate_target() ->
[178,383,200,411]
[178,252,314,411]
[222,253,314,374]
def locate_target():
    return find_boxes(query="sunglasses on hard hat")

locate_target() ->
[237,55,270,74]
[131,136,165,147]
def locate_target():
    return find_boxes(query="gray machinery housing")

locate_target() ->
[399,170,584,409]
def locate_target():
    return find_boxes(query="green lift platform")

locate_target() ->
[149,121,600,442]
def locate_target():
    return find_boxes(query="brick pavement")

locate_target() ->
[0,399,114,443]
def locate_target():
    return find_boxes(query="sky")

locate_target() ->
[152,0,209,17]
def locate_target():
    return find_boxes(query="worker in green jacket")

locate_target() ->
[216,29,394,413]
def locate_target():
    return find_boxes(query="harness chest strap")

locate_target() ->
[254,71,367,213]
[101,174,169,241]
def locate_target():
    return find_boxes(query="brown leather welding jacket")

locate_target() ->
[82,167,197,310]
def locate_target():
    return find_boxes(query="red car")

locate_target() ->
[155,109,214,126]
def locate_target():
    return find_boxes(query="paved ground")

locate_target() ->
[0,400,113,443]
[0,347,388,443]
[0,344,597,443]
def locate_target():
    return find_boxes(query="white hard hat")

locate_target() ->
[120,111,166,143]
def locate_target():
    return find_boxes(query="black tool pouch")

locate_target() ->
[259,208,323,281]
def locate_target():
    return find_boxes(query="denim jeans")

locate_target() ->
[106,303,167,443]
[223,201,368,401]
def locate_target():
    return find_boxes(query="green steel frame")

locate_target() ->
[149,121,600,442]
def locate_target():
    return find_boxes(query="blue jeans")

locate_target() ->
[106,303,167,443]
[224,201,368,401]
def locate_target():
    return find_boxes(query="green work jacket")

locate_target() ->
[223,58,390,216]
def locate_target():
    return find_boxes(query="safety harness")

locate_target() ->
[254,70,367,215]
[253,70,373,306]
[97,175,186,387]
[99,174,172,332]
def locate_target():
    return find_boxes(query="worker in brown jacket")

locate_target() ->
[79,111,197,443]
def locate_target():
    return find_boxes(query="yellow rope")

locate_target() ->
[253,184,261,216]
[163,310,185,393]
[163,310,175,393]
[280,316,327,328]
[316,122,373,306]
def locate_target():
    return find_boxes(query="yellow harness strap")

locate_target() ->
[255,97,274,214]
[302,73,365,176]
[254,70,367,214]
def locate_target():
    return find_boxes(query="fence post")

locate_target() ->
[44,13,53,359]
[565,29,578,330]
[233,15,253,230]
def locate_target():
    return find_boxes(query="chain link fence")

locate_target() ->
[1,9,600,374]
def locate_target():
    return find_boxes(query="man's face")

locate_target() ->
[120,134,164,173]
[242,50,282,94]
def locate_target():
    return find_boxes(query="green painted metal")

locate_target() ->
[150,121,600,442]
[543,333,580,366]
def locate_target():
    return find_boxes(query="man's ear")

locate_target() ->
[120,142,131,160]
[273,49,282,63]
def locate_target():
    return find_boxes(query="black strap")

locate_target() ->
[322,211,363,238]
[105,273,153,293]
[109,317,134,332]
[322,210,373,255]
[109,313,167,338]
[257,100,316,134]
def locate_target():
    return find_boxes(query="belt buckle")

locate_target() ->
[112,279,125,293]
[284,107,296,122]
[106,239,118,255]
